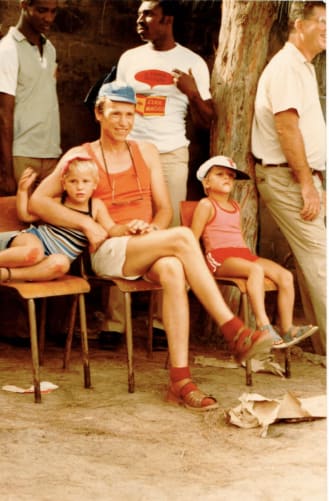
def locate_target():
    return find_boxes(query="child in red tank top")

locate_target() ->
[191,155,318,349]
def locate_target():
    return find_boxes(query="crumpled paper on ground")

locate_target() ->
[2,381,59,394]
[194,354,285,377]
[194,355,240,369]
[227,392,326,437]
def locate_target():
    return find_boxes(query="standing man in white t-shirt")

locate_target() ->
[98,0,214,349]
[0,0,61,195]
[117,0,214,226]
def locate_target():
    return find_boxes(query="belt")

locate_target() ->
[253,157,289,168]
[254,157,321,177]
[264,162,289,168]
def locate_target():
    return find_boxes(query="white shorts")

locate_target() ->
[90,236,141,280]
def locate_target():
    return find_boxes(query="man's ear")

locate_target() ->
[162,15,174,26]
[94,106,102,122]
[294,18,303,33]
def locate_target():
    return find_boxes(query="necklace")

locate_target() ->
[99,139,114,198]
[98,140,143,206]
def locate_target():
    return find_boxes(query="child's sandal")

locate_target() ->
[0,268,11,283]
[166,379,218,412]
[229,326,273,363]
[280,325,319,348]
[260,324,285,348]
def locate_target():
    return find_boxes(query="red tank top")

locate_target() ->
[84,141,153,224]
[202,198,246,252]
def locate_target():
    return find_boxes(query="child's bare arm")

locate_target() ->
[16,168,39,222]
[191,198,213,240]
[93,199,129,237]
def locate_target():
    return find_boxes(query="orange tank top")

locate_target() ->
[84,141,153,224]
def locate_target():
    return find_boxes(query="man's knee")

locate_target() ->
[156,256,186,287]
[168,226,195,251]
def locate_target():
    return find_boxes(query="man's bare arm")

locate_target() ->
[274,109,321,221]
[138,141,173,229]
[172,69,215,128]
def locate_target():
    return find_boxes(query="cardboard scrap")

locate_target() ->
[227,392,326,437]
[194,355,240,369]
[2,381,59,394]
[194,354,285,377]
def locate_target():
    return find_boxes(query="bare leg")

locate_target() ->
[215,258,271,328]
[124,228,234,327]
[0,233,44,268]
[1,254,70,282]
[146,256,218,411]
[145,256,190,367]
[256,257,295,332]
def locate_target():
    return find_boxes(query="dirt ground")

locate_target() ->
[0,308,326,501]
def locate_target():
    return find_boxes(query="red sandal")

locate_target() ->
[229,326,273,363]
[221,317,273,363]
[166,379,218,412]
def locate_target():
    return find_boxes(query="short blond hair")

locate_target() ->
[62,158,99,184]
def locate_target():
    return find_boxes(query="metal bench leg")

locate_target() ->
[245,359,252,386]
[241,292,253,386]
[38,298,47,366]
[78,294,91,388]
[147,292,154,358]
[27,299,41,403]
[285,347,291,378]
[63,295,78,369]
[124,291,135,393]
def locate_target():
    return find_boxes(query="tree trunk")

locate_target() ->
[210,0,278,321]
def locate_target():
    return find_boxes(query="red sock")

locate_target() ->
[220,316,244,342]
[169,366,191,382]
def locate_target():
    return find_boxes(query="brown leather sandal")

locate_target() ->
[166,379,219,412]
[229,326,273,363]
[0,268,11,282]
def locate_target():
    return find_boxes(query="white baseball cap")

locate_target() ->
[196,155,250,181]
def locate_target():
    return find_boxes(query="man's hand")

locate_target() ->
[300,182,321,221]
[172,68,198,98]
[171,68,214,128]
[126,219,156,235]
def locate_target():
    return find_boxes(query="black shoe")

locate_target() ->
[98,331,123,350]
[152,327,168,351]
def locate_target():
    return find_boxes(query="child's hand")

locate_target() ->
[17,168,37,192]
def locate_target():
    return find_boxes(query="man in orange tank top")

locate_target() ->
[30,82,273,412]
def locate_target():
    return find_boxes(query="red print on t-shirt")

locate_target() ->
[135,70,173,88]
